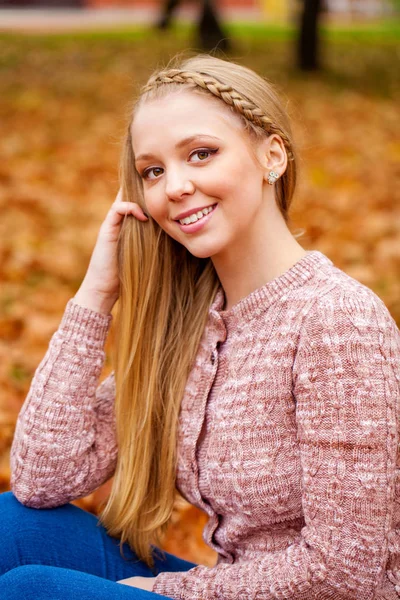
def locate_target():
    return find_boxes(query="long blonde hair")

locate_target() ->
[99,53,300,570]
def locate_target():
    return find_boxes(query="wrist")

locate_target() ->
[73,286,118,316]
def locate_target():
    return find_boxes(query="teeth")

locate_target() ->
[179,205,214,226]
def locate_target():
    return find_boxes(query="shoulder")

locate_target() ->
[304,256,398,334]
[295,258,400,369]
[274,251,394,330]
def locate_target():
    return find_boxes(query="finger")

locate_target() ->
[113,189,148,217]
[112,199,148,218]
[109,202,149,223]
[130,204,149,221]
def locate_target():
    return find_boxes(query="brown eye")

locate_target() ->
[190,148,218,162]
[143,167,164,180]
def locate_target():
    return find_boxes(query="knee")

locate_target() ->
[0,491,78,574]
[0,491,49,533]
[0,490,23,512]
[1,565,58,600]
[0,491,30,534]
[0,490,75,529]
[0,490,53,519]
[0,492,38,572]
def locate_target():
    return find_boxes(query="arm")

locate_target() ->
[10,189,149,509]
[152,290,400,600]
[10,298,118,508]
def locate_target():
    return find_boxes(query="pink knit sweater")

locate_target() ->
[10,250,400,600]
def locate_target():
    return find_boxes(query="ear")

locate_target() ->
[256,134,288,183]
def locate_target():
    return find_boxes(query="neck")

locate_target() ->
[211,201,307,311]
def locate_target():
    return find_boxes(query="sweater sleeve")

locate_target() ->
[10,298,118,508]
[152,289,400,600]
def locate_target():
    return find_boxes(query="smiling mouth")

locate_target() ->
[176,204,216,225]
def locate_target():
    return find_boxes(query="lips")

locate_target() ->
[175,203,217,233]
[173,203,217,222]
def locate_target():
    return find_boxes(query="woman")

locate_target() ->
[2,53,400,599]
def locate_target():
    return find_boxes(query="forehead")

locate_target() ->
[131,90,244,146]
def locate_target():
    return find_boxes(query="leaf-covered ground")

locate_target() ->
[0,22,399,566]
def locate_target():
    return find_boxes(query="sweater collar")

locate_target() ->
[209,250,332,331]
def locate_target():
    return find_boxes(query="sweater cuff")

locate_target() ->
[152,570,188,599]
[58,298,113,351]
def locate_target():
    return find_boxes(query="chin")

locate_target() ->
[183,244,219,260]
[188,251,214,259]
[168,232,223,260]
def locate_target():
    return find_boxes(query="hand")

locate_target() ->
[117,576,156,591]
[74,188,148,314]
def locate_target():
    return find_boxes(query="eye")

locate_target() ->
[142,166,164,181]
[189,148,219,162]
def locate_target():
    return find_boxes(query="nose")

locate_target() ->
[165,167,195,201]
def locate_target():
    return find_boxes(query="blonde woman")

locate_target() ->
[2,54,400,600]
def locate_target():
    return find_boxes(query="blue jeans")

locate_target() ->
[0,492,197,599]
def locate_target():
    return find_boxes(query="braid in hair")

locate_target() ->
[141,69,294,162]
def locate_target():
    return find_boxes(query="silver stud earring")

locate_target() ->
[267,170,279,185]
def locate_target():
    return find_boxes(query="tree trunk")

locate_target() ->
[197,0,230,53]
[298,0,322,71]
[157,0,180,29]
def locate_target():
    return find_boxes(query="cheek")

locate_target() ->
[210,153,260,190]
[198,163,238,198]
[143,189,183,241]
[143,188,166,220]
[203,160,261,205]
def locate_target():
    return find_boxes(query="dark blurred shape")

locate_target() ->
[157,0,180,29]
[0,0,83,5]
[297,0,323,70]
[157,0,230,52]
[198,0,230,51]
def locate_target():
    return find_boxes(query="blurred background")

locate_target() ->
[0,0,399,568]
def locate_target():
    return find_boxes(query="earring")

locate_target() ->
[267,170,279,185]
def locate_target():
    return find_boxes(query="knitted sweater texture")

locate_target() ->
[10,250,400,600]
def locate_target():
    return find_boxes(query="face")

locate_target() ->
[131,90,271,260]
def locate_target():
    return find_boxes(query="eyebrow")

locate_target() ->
[135,134,222,163]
